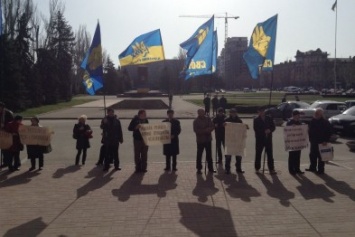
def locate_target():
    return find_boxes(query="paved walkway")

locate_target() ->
[1,95,355,236]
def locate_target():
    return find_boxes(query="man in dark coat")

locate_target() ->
[4,115,23,172]
[211,95,219,116]
[224,108,247,174]
[203,94,211,116]
[128,109,149,173]
[193,109,216,174]
[212,107,226,164]
[101,108,123,172]
[307,108,332,174]
[162,109,181,171]
[219,95,227,112]
[253,106,277,174]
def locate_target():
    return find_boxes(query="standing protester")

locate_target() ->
[193,109,216,174]
[101,108,123,172]
[224,108,247,174]
[73,115,92,166]
[286,110,304,175]
[128,109,149,173]
[212,107,226,164]
[27,117,45,171]
[307,108,332,174]
[219,95,227,112]
[162,109,181,171]
[0,102,14,168]
[253,106,277,174]
[203,94,211,116]
[4,115,23,172]
[211,95,219,116]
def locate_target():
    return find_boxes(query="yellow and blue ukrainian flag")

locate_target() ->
[180,16,215,80]
[243,14,278,79]
[119,29,165,66]
[81,22,103,95]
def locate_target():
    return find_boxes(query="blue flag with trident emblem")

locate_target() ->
[81,22,103,95]
[180,16,215,80]
[243,14,278,79]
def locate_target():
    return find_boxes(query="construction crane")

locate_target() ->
[179,13,239,45]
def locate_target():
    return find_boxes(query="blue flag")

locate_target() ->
[212,30,218,74]
[119,29,165,66]
[180,16,215,80]
[243,14,278,79]
[81,22,103,95]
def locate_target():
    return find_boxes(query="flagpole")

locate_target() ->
[334,1,338,93]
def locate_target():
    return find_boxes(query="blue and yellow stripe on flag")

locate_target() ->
[243,14,278,79]
[81,22,103,95]
[119,29,165,66]
[180,16,215,80]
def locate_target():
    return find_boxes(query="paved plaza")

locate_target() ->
[1,95,355,237]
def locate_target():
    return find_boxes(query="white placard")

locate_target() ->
[139,122,171,146]
[0,130,13,149]
[18,125,53,146]
[283,124,309,151]
[224,123,247,156]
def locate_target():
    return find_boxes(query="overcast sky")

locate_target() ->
[33,0,354,66]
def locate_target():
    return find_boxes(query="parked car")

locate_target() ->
[293,100,347,123]
[265,101,310,121]
[345,100,355,108]
[285,86,301,93]
[329,106,355,135]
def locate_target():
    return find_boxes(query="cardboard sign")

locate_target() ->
[18,125,53,146]
[224,123,247,156]
[283,124,309,151]
[0,130,13,149]
[139,122,171,146]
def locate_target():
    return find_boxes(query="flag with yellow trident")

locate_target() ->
[81,22,103,95]
[243,15,278,79]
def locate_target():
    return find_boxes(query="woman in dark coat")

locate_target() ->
[73,115,92,165]
[162,109,181,171]
[27,117,45,171]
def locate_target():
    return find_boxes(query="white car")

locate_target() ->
[293,100,347,123]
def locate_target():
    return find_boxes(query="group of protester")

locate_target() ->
[203,94,227,116]
[0,98,332,176]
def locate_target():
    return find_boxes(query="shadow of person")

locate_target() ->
[178,202,238,237]
[226,173,261,202]
[257,174,295,207]
[0,171,40,188]
[52,165,81,179]
[317,173,355,201]
[3,217,47,237]
[76,170,115,199]
[192,173,219,203]
[293,174,335,203]
[84,167,101,178]
[112,172,178,202]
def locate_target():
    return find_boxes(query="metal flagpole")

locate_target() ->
[334,0,338,93]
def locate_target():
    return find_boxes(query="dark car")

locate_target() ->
[265,101,310,121]
[328,106,355,135]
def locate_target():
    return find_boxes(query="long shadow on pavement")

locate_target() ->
[52,165,81,179]
[111,172,177,202]
[192,173,219,203]
[77,169,115,199]
[257,173,295,207]
[3,217,47,237]
[0,170,40,188]
[317,173,355,201]
[292,174,335,202]
[178,202,238,237]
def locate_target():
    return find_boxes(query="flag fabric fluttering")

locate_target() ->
[243,14,278,79]
[180,16,215,80]
[119,29,165,66]
[332,0,337,11]
[81,22,103,95]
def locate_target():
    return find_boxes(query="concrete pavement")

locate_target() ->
[1,95,355,237]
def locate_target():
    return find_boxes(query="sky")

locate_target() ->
[33,0,355,66]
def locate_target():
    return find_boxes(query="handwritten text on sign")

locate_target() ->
[18,125,53,146]
[224,123,247,156]
[139,123,171,146]
[283,124,308,151]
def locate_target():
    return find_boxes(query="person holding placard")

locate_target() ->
[224,108,247,174]
[128,109,149,173]
[307,108,332,174]
[27,117,45,171]
[162,109,181,171]
[286,110,304,175]
[213,107,226,164]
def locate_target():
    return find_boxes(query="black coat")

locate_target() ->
[213,114,226,140]
[73,123,91,149]
[128,115,149,141]
[308,117,332,144]
[253,115,275,142]
[162,118,181,156]
[101,116,123,146]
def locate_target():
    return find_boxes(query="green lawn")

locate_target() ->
[20,98,96,117]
